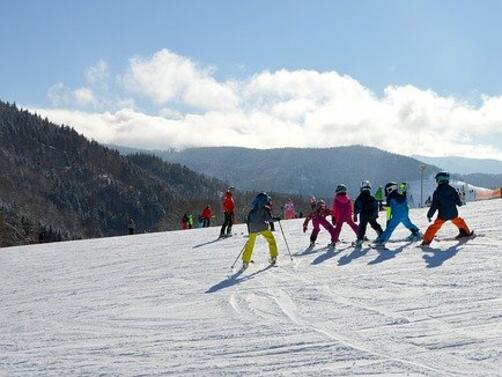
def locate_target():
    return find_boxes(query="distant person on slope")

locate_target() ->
[219,187,235,238]
[128,217,135,235]
[283,198,296,220]
[353,181,383,246]
[303,198,337,247]
[373,182,421,247]
[241,192,280,270]
[331,184,359,245]
[181,213,190,230]
[421,172,472,246]
[375,186,385,211]
[201,205,213,228]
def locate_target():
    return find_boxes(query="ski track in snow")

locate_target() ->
[1,200,502,376]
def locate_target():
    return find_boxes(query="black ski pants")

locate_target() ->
[220,212,234,236]
[357,216,383,241]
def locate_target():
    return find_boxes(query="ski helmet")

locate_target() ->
[316,199,326,209]
[335,184,347,194]
[399,182,408,193]
[385,181,398,195]
[252,192,271,208]
[227,186,235,192]
[435,171,450,184]
[360,180,372,192]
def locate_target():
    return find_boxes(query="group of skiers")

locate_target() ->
[180,205,214,230]
[239,171,473,270]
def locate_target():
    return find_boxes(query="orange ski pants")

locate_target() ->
[422,217,470,244]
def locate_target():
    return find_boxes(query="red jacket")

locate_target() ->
[223,192,235,214]
[201,206,212,219]
[303,207,331,228]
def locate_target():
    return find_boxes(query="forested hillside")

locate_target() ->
[0,101,308,247]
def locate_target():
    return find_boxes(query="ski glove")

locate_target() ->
[353,214,358,222]
[427,217,432,223]
[272,216,281,221]
[331,217,336,226]
[303,225,307,233]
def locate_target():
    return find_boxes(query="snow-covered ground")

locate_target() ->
[1,199,502,376]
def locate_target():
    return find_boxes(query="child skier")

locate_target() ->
[303,199,337,247]
[374,182,421,247]
[331,184,359,244]
[421,172,472,246]
[181,213,192,230]
[353,181,383,246]
[241,192,280,270]
[201,205,212,228]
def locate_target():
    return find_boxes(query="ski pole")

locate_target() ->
[277,220,293,261]
[230,243,247,270]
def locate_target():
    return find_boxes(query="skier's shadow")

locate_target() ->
[311,248,341,265]
[422,244,462,268]
[295,245,322,256]
[206,265,273,293]
[193,238,221,249]
[368,242,412,265]
[338,247,369,266]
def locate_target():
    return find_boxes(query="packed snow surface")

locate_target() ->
[1,199,502,376]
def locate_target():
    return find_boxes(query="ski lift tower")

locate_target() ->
[419,164,426,207]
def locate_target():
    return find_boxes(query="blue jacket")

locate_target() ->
[386,191,409,219]
[427,183,461,220]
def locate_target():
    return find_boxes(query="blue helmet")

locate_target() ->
[252,192,271,208]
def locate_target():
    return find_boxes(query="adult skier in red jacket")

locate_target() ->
[219,187,235,238]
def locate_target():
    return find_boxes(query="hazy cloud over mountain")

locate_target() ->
[33,49,502,159]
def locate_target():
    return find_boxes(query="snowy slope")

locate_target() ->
[1,200,502,376]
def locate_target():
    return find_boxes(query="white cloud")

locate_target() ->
[85,59,109,84]
[48,83,96,108]
[123,49,239,111]
[47,83,73,106]
[74,87,96,106]
[40,49,502,160]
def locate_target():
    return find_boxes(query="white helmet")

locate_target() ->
[360,180,371,192]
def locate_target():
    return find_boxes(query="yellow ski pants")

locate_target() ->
[242,230,278,263]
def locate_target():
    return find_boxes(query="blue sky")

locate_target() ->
[2,0,502,158]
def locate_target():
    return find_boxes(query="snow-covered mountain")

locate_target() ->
[413,155,502,175]
[115,145,440,198]
[2,199,501,376]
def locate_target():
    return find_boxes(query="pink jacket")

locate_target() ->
[331,193,354,222]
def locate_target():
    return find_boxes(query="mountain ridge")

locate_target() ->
[0,101,309,246]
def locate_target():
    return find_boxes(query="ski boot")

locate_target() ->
[455,230,474,240]
[407,231,422,241]
[352,239,364,247]
[241,261,249,271]
[269,256,277,266]
[371,239,386,249]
